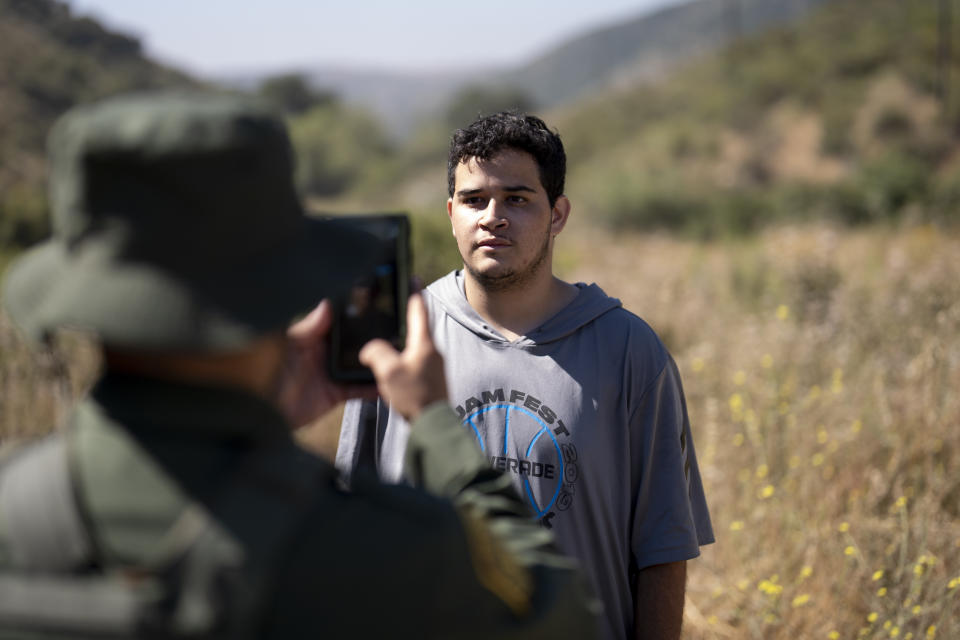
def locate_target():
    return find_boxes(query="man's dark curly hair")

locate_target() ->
[447,111,566,206]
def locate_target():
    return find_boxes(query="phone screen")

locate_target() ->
[328,214,409,382]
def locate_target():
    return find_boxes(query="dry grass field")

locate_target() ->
[563,223,960,639]
[2,222,957,638]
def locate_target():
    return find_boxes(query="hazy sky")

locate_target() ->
[68,0,687,76]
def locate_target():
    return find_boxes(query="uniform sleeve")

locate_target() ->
[403,402,601,638]
[630,356,714,571]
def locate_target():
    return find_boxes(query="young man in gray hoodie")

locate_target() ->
[337,112,714,640]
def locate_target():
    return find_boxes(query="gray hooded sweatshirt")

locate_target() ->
[337,271,714,640]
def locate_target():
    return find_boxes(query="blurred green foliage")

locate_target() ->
[289,101,396,198]
[6,0,960,258]
[0,0,198,252]
[555,0,960,235]
[443,85,537,130]
[257,73,336,116]
[409,211,462,284]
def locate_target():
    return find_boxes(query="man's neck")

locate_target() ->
[462,268,579,341]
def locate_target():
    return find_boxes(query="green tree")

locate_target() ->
[258,73,335,116]
[289,102,394,197]
[444,85,537,129]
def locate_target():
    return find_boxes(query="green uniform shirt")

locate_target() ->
[0,373,598,638]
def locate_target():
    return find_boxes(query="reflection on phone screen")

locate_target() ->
[335,262,399,371]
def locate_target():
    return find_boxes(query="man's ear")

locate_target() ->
[550,195,572,237]
[447,198,456,237]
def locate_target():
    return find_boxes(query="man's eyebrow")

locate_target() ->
[455,185,537,197]
[501,184,537,194]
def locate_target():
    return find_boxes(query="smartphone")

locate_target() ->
[328,213,410,382]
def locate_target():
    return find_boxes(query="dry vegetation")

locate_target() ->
[2,222,958,639]
[563,223,959,639]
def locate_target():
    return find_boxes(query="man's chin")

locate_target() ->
[466,264,524,292]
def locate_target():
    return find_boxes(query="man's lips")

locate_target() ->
[475,237,511,249]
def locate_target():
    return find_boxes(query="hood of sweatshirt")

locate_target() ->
[424,270,622,347]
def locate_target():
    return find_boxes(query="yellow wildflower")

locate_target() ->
[868,612,878,623]
[828,632,840,640]
[877,587,887,597]
[691,357,705,373]
[729,393,743,418]
[776,304,790,320]
[926,625,936,638]
[800,565,813,579]
[759,484,775,499]
[831,368,844,394]
[756,464,769,479]
[873,570,884,581]
[791,593,810,607]
[838,522,850,533]
[729,520,744,532]
[733,370,746,386]
[845,546,856,556]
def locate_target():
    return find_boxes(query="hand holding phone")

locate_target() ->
[358,292,447,420]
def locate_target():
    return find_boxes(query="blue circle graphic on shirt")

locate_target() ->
[461,404,564,518]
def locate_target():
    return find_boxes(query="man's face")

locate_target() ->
[447,149,570,292]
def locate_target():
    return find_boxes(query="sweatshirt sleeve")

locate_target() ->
[630,356,714,571]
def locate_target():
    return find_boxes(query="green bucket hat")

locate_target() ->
[1,91,378,350]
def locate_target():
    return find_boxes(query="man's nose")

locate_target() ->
[478,199,508,229]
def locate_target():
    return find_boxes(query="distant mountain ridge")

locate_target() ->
[221,0,834,137]
[508,0,834,105]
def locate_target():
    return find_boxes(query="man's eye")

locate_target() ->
[463,197,485,206]
[507,196,527,205]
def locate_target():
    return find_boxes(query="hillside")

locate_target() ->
[0,0,199,247]
[550,0,960,236]
[224,0,831,138]
[505,0,834,107]
[297,0,958,242]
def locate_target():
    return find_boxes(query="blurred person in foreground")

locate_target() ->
[337,111,715,640]
[0,93,598,639]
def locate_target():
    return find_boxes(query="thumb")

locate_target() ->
[288,299,332,340]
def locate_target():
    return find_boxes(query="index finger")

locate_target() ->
[404,293,432,351]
